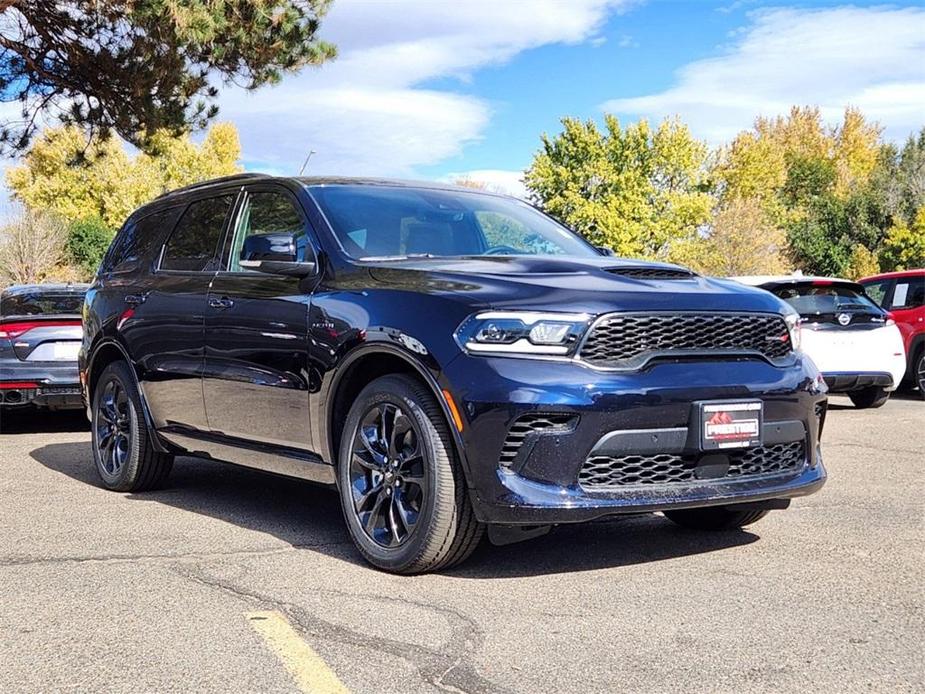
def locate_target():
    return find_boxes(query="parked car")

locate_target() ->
[1,283,88,410]
[733,276,906,408]
[81,174,827,573]
[858,269,925,398]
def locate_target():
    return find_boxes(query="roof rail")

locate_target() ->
[156,172,273,199]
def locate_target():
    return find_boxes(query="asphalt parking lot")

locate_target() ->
[0,395,922,693]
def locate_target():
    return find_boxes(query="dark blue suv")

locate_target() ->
[80,174,827,573]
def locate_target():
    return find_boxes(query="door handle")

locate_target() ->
[209,297,234,310]
[124,294,146,306]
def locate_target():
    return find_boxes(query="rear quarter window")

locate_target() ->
[0,291,86,317]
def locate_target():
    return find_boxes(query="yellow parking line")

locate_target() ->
[247,611,349,694]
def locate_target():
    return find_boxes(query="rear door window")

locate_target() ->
[889,277,925,309]
[105,207,182,274]
[160,196,234,272]
[861,279,892,308]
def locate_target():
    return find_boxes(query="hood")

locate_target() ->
[365,255,789,315]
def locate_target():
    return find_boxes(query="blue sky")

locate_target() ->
[3,0,924,204]
[219,0,924,196]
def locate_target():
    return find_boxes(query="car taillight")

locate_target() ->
[0,320,81,339]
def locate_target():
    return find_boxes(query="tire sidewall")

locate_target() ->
[91,363,143,491]
[336,377,447,572]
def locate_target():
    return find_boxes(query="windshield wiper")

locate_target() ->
[359,253,438,261]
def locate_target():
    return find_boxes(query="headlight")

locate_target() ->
[783,308,802,351]
[456,311,592,356]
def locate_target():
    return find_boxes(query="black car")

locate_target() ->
[1,283,88,410]
[81,174,827,573]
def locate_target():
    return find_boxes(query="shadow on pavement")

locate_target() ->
[30,440,760,578]
[1,409,89,434]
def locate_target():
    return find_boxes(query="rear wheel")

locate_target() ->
[914,349,925,400]
[92,361,173,491]
[664,506,769,531]
[337,374,483,574]
[848,385,890,409]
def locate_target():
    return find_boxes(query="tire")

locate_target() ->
[664,506,769,531]
[91,361,173,492]
[848,385,890,409]
[337,374,484,574]
[914,348,925,401]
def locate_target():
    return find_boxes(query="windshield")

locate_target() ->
[308,184,599,260]
[772,284,881,316]
[1,289,86,317]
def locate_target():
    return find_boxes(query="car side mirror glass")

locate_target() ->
[239,232,316,277]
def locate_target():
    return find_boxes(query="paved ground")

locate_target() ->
[0,394,922,693]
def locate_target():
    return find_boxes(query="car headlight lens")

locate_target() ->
[783,309,802,351]
[456,311,592,356]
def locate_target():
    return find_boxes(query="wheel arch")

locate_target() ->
[324,345,471,482]
[87,338,169,453]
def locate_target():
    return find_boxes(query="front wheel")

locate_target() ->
[337,374,483,574]
[92,361,173,491]
[914,349,925,400]
[848,385,890,409]
[664,506,769,531]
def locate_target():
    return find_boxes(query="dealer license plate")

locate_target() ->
[699,401,763,450]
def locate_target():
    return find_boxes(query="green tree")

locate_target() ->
[66,216,114,277]
[880,207,925,271]
[6,122,242,228]
[0,0,335,152]
[525,115,713,258]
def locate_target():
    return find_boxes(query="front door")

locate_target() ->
[203,186,317,452]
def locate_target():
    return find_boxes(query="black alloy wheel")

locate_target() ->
[349,402,427,548]
[95,378,131,478]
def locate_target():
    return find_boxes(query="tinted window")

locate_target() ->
[309,185,597,259]
[105,207,182,273]
[161,196,233,272]
[890,277,925,309]
[861,279,891,307]
[1,290,86,317]
[228,191,307,272]
[773,284,881,316]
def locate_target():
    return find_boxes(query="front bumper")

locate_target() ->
[441,353,827,525]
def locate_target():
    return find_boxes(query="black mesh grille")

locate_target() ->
[578,441,805,490]
[499,414,576,467]
[580,313,792,368]
[607,267,694,280]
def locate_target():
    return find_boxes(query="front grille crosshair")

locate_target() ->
[579,312,792,369]
[499,413,577,467]
[578,441,805,490]
[606,267,694,280]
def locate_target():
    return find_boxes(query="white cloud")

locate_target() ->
[221,0,631,177]
[440,169,528,198]
[602,6,925,143]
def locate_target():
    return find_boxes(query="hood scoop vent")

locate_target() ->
[605,267,695,280]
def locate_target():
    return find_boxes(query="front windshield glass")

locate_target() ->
[308,184,599,260]
[773,284,881,316]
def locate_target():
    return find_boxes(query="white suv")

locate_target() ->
[734,276,906,408]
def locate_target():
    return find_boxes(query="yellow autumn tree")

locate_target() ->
[6,123,242,229]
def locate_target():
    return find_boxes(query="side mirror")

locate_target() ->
[239,232,316,277]
[597,246,616,256]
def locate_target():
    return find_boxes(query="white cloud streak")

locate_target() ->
[603,6,925,143]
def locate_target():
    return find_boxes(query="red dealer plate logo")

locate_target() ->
[699,401,763,450]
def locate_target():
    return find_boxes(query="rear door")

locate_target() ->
[126,194,235,433]
[202,185,318,451]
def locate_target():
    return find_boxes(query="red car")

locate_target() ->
[859,269,925,398]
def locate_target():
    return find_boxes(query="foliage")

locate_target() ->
[0,208,67,284]
[670,198,790,277]
[879,207,925,271]
[845,244,880,280]
[0,1,336,152]
[66,216,115,277]
[6,123,241,228]
[525,115,713,258]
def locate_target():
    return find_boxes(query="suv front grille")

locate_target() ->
[578,441,805,490]
[499,413,576,467]
[579,313,792,369]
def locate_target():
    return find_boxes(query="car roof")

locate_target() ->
[858,268,925,282]
[1,283,90,296]
[731,275,863,291]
